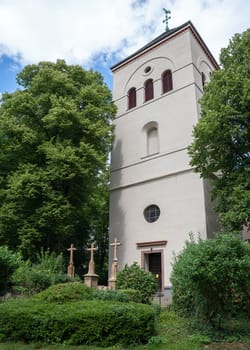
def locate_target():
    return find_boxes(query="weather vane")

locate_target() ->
[163,8,171,31]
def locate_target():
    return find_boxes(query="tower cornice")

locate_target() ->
[111,21,219,72]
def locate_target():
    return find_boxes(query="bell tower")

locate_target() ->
[109,21,219,300]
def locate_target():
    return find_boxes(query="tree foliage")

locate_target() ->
[84,169,110,284]
[0,60,116,261]
[171,234,250,328]
[11,249,78,295]
[188,29,250,231]
[0,246,22,295]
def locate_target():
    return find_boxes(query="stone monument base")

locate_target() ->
[84,273,99,288]
[108,278,116,290]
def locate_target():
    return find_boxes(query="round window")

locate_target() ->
[144,66,151,74]
[144,205,160,223]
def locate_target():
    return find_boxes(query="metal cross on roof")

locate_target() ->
[163,8,171,31]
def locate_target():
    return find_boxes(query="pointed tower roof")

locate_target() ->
[111,21,219,72]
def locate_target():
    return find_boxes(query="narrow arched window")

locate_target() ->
[147,127,158,155]
[201,72,206,88]
[162,70,173,94]
[128,87,136,109]
[144,79,154,102]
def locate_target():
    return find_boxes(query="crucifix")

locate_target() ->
[68,243,76,264]
[88,243,97,263]
[67,243,76,277]
[110,237,121,261]
[87,242,97,275]
[163,8,171,31]
[84,242,99,288]
[109,238,121,288]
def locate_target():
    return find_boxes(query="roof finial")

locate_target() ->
[163,8,171,31]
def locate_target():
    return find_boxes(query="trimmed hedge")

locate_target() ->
[118,288,143,303]
[0,298,156,346]
[92,288,130,302]
[35,282,93,303]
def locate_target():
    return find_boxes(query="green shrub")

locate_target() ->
[36,282,93,303]
[12,263,51,294]
[0,246,22,295]
[0,298,156,346]
[118,288,143,303]
[11,249,78,295]
[92,288,129,302]
[116,262,158,304]
[171,233,250,328]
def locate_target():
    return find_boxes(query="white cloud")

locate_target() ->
[0,0,249,68]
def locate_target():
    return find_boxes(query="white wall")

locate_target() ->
[110,23,219,289]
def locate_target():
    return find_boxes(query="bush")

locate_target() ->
[0,298,156,346]
[11,249,78,295]
[36,282,93,303]
[12,262,51,294]
[0,246,22,295]
[171,233,250,327]
[116,262,157,304]
[92,288,129,302]
[118,288,143,303]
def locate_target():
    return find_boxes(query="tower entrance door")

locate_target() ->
[145,252,162,289]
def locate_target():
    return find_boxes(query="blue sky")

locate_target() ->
[0,0,249,95]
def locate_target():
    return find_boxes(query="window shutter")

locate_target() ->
[145,79,154,101]
[162,70,173,93]
[128,87,136,109]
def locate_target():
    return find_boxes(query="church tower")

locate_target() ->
[109,20,220,300]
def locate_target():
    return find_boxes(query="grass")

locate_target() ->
[0,308,250,350]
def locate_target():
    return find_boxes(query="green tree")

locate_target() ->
[188,29,250,231]
[171,234,250,328]
[85,168,110,284]
[0,60,116,261]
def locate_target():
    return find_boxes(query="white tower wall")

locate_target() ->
[109,22,219,298]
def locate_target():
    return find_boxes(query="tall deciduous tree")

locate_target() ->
[188,29,250,232]
[0,60,116,260]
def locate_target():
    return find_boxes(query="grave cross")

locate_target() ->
[87,243,97,263]
[110,237,121,261]
[67,243,76,265]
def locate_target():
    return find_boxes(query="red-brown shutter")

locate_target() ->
[128,87,136,109]
[162,70,173,93]
[145,79,154,101]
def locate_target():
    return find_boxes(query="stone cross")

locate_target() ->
[67,243,76,264]
[109,238,121,289]
[87,243,97,275]
[67,243,76,277]
[110,237,121,261]
[88,243,97,263]
[84,242,99,288]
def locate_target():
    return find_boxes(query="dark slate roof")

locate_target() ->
[111,20,219,71]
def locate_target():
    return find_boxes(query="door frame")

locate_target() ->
[141,249,164,291]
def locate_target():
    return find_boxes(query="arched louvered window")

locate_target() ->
[147,127,159,155]
[201,72,206,88]
[128,87,136,109]
[162,70,173,94]
[144,79,154,102]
